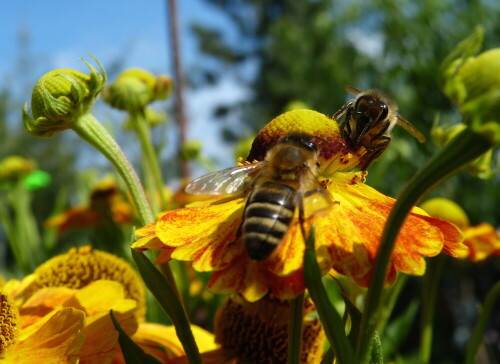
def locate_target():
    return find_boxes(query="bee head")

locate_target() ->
[353,94,389,124]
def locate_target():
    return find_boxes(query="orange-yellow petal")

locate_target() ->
[320,171,465,282]
[132,222,165,250]
[5,308,86,364]
[154,198,246,271]
[19,287,75,328]
[464,223,500,262]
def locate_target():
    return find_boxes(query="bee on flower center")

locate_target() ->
[185,132,333,260]
[334,86,426,170]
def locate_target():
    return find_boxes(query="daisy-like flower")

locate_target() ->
[0,280,135,364]
[2,248,218,364]
[421,198,500,262]
[13,245,146,321]
[133,109,467,302]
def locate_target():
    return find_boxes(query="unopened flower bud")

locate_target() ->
[440,28,500,146]
[103,69,172,112]
[22,57,106,137]
[180,140,202,161]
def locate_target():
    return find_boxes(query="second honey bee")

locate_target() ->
[185,132,332,260]
[334,86,426,170]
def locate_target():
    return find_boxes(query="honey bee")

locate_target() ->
[185,132,333,260]
[334,86,426,170]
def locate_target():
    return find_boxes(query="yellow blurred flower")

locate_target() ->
[421,198,500,262]
[46,178,133,233]
[0,156,36,183]
[133,109,466,302]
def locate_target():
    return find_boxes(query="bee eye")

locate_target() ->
[377,104,389,121]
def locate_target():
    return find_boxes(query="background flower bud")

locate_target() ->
[440,28,500,146]
[103,68,172,112]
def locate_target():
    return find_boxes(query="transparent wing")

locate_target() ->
[396,115,426,143]
[345,85,362,95]
[185,162,266,196]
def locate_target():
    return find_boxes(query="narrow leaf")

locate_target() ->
[132,249,203,364]
[110,310,161,364]
[303,226,354,364]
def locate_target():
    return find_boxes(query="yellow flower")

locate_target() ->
[133,109,466,302]
[1,280,136,364]
[0,156,36,183]
[421,198,500,262]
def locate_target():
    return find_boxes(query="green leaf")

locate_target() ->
[303,226,354,364]
[382,300,419,360]
[109,310,162,364]
[131,250,203,364]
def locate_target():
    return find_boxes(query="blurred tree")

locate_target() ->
[191,0,500,222]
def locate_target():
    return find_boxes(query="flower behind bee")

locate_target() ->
[132,109,467,302]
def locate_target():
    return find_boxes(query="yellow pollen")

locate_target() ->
[0,292,19,356]
[27,246,146,320]
[214,295,324,364]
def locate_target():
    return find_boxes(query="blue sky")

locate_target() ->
[1,0,248,174]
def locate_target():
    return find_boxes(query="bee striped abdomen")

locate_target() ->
[243,181,296,260]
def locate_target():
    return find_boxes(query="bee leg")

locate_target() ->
[360,136,391,170]
[227,220,243,248]
[333,101,352,121]
[304,188,340,205]
[296,191,308,242]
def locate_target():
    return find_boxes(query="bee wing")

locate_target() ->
[396,115,426,143]
[299,169,335,218]
[185,162,266,196]
[345,85,362,95]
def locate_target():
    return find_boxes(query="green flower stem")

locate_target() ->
[72,112,154,225]
[133,110,190,305]
[465,281,500,364]
[287,292,304,364]
[73,112,199,359]
[12,182,41,271]
[133,110,168,212]
[355,128,492,364]
[378,274,408,335]
[419,255,447,364]
[303,226,354,364]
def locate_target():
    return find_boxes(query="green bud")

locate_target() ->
[102,68,173,112]
[22,56,106,137]
[440,28,500,146]
[123,107,167,130]
[180,140,202,161]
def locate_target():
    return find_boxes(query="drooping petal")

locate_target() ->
[464,223,500,262]
[6,308,86,364]
[154,197,246,271]
[321,171,466,282]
